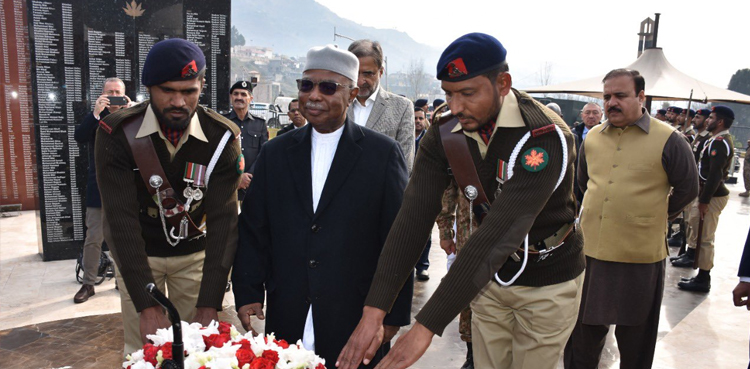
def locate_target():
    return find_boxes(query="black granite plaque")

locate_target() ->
[26,0,231,261]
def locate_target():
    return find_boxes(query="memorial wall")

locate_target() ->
[0,0,37,212]
[19,0,230,260]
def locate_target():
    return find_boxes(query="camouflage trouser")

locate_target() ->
[456,240,472,343]
[438,181,475,343]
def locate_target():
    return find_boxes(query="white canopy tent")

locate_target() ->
[523,48,750,105]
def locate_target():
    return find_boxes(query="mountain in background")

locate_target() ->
[231,0,441,74]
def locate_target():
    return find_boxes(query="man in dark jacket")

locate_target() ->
[276,99,307,136]
[72,77,132,303]
[232,44,412,369]
[573,103,602,204]
[223,80,268,200]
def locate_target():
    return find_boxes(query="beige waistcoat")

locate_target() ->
[580,117,674,263]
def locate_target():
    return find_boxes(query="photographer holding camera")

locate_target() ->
[73,77,133,303]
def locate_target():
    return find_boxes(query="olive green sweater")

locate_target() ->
[364,90,585,335]
[96,102,241,312]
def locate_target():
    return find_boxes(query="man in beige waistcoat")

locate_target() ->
[564,69,698,369]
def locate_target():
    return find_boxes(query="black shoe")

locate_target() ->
[671,254,694,268]
[680,276,696,282]
[460,342,474,369]
[669,254,684,261]
[668,235,684,247]
[74,284,95,303]
[416,270,430,281]
[678,278,710,292]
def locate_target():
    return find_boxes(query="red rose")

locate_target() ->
[316,364,325,369]
[235,338,253,351]
[273,339,290,349]
[159,342,173,360]
[249,358,275,369]
[236,348,256,367]
[203,333,231,349]
[218,321,232,335]
[261,350,279,365]
[142,343,159,365]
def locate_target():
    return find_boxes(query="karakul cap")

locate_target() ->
[304,44,359,82]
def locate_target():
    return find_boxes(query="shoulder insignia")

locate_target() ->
[99,120,113,134]
[710,149,717,156]
[250,113,266,121]
[202,106,241,138]
[715,136,724,140]
[522,147,548,172]
[531,124,556,138]
[236,154,245,174]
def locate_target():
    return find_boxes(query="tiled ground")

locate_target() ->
[2,171,750,368]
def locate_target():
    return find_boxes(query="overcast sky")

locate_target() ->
[315,0,750,90]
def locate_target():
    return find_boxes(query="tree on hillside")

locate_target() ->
[726,68,750,147]
[406,58,427,101]
[231,26,246,47]
[727,69,750,126]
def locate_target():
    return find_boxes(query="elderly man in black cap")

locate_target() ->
[232,44,412,369]
[96,38,242,355]
[224,80,267,200]
[338,32,585,369]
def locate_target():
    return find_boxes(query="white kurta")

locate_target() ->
[303,124,345,350]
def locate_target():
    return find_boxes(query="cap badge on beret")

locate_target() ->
[241,81,247,88]
[182,60,198,78]
[448,58,468,78]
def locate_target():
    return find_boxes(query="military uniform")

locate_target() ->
[692,130,711,163]
[223,109,267,199]
[677,130,733,286]
[96,101,241,354]
[436,180,476,343]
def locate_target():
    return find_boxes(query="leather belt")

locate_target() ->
[510,223,575,262]
[437,114,491,224]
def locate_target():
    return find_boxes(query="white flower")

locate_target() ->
[124,321,325,369]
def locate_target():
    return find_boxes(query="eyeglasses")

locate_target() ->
[296,79,350,96]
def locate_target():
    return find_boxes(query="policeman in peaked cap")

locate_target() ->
[338,32,584,369]
[223,80,268,201]
[96,37,242,355]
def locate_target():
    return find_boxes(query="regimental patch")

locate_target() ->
[99,120,112,134]
[182,60,198,78]
[522,147,548,172]
[711,150,717,157]
[531,124,556,138]
[236,154,245,174]
[447,58,468,78]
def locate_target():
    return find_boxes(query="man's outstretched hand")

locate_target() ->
[336,307,386,369]
[374,323,434,369]
[237,303,265,335]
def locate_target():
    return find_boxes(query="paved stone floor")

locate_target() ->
[2,172,750,368]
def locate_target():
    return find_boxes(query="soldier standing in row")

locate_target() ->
[673,106,736,294]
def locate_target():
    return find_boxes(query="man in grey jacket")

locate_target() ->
[347,39,415,172]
